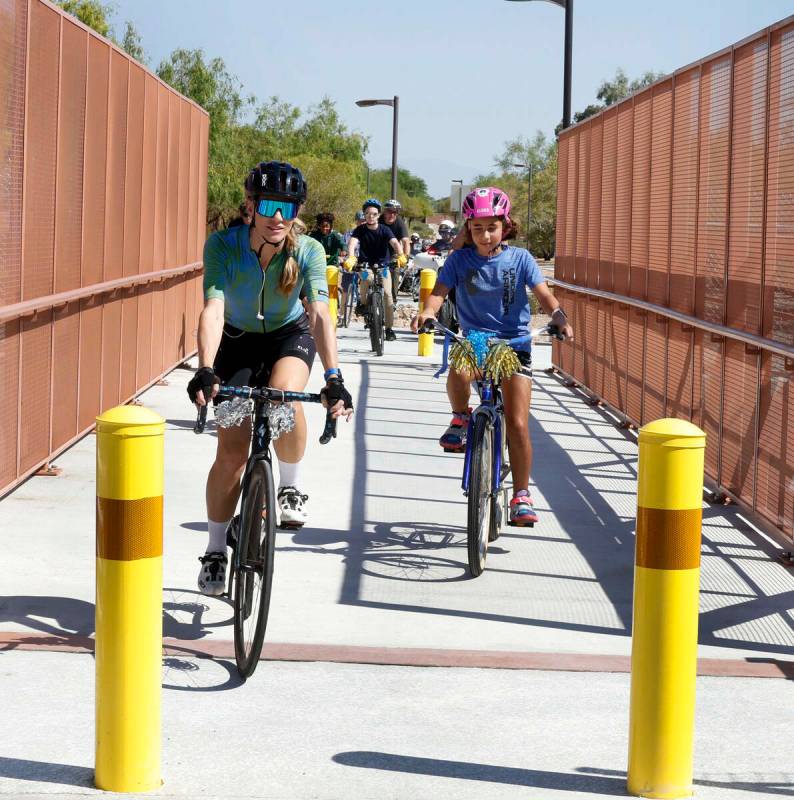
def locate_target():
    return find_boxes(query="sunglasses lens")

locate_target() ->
[256,198,299,220]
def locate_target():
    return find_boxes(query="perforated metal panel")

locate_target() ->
[727,39,768,334]
[587,119,602,289]
[648,81,673,306]
[556,136,569,281]
[764,24,794,347]
[644,315,667,424]
[670,68,700,315]
[599,109,617,292]
[0,0,208,497]
[696,55,731,325]
[666,321,694,420]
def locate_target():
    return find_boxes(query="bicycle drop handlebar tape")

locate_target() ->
[319,411,337,445]
[194,404,208,434]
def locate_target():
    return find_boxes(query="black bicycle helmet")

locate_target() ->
[245,161,307,204]
[362,197,382,212]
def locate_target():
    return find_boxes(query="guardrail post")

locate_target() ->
[95,405,165,792]
[627,418,705,799]
[418,268,436,356]
[326,266,339,327]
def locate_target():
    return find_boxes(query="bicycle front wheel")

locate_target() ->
[233,458,276,679]
[467,415,493,577]
[369,291,384,356]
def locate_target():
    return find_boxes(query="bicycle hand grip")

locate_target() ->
[420,319,435,334]
[319,411,337,445]
[194,404,208,434]
[548,323,564,341]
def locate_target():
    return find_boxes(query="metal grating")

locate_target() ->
[648,80,673,306]
[599,108,617,292]
[0,0,208,497]
[670,67,700,315]
[630,92,651,300]
[726,39,768,335]
[587,118,602,289]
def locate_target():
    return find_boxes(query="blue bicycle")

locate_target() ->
[422,318,562,576]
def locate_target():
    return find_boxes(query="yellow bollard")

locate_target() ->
[95,405,164,792]
[627,418,705,799]
[418,268,436,356]
[326,265,339,328]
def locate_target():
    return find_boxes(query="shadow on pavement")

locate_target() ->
[0,756,93,788]
[332,751,625,795]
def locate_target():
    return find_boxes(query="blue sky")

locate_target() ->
[113,0,793,198]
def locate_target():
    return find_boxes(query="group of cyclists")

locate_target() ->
[188,159,573,596]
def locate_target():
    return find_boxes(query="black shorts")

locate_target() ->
[213,316,316,399]
[516,351,533,378]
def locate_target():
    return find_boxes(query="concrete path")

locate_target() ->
[1,321,792,798]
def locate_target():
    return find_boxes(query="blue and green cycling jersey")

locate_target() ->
[203,225,329,333]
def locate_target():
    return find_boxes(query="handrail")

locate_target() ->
[0,263,203,324]
[548,278,794,362]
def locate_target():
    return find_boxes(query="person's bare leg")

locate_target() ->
[206,421,251,524]
[501,373,533,492]
[446,367,472,413]
[268,357,310,464]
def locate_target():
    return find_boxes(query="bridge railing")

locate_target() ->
[553,15,794,544]
[0,0,209,497]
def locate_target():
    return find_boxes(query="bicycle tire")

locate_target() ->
[233,458,276,679]
[467,415,493,577]
[369,291,384,356]
[342,281,355,328]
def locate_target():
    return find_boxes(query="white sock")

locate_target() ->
[207,519,231,553]
[278,458,301,490]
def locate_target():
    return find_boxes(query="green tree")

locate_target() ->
[597,67,665,106]
[367,167,434,222]
[120,20,146,64]
[157,49,253,228]
[56,0,114,37]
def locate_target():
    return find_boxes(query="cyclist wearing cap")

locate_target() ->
[343,198,407,342]
[188,160,354,595]
[381,199,410,304]
[411,186,572,527]
[410,232,422,256]
[310,212,346,267]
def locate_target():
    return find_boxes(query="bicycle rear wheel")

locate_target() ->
[369,291,384,356]
[466,415,493,577]
[233,459,276,679]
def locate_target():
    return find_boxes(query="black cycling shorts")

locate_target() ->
[212,316,316,399]
[516,351,533,379]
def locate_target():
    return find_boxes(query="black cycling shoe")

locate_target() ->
[385,328,397,341]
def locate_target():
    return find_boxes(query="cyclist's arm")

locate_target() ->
[197,298,225,368]
[401,237,411,258]
[389,237,402,258]
[532,281,574,339]
[345,237,360,266]
[410,281,450,332]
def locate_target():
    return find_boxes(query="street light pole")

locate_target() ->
[356,96,400,200]
[391,96,399,200]
[505,0,573,129]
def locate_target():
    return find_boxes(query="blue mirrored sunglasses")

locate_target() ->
[256,197,299,220]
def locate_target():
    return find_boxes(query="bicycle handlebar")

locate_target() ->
[420,318,564,343]
[193,384,337,444]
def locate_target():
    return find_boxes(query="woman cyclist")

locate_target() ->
[411,187,573,526]
[187,161,353,595]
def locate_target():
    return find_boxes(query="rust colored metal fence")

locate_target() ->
[0,0,209,497]
[554,15,794,543]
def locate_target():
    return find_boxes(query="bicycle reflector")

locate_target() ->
[256,198,300,220]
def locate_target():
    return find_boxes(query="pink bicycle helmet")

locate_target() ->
[462,187,511,220]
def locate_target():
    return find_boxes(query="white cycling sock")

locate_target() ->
[278,458,302,491]
[207,518,231,553]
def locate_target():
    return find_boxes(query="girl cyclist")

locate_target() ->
[411,187,573,526]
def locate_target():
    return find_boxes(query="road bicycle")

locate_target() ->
[421,319,562,577]
[194,386,336,678]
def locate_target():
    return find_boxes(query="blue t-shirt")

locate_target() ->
[437,246,544,349]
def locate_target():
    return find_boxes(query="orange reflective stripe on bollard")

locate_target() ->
[95,405,164,793]
[627,418,705,799]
